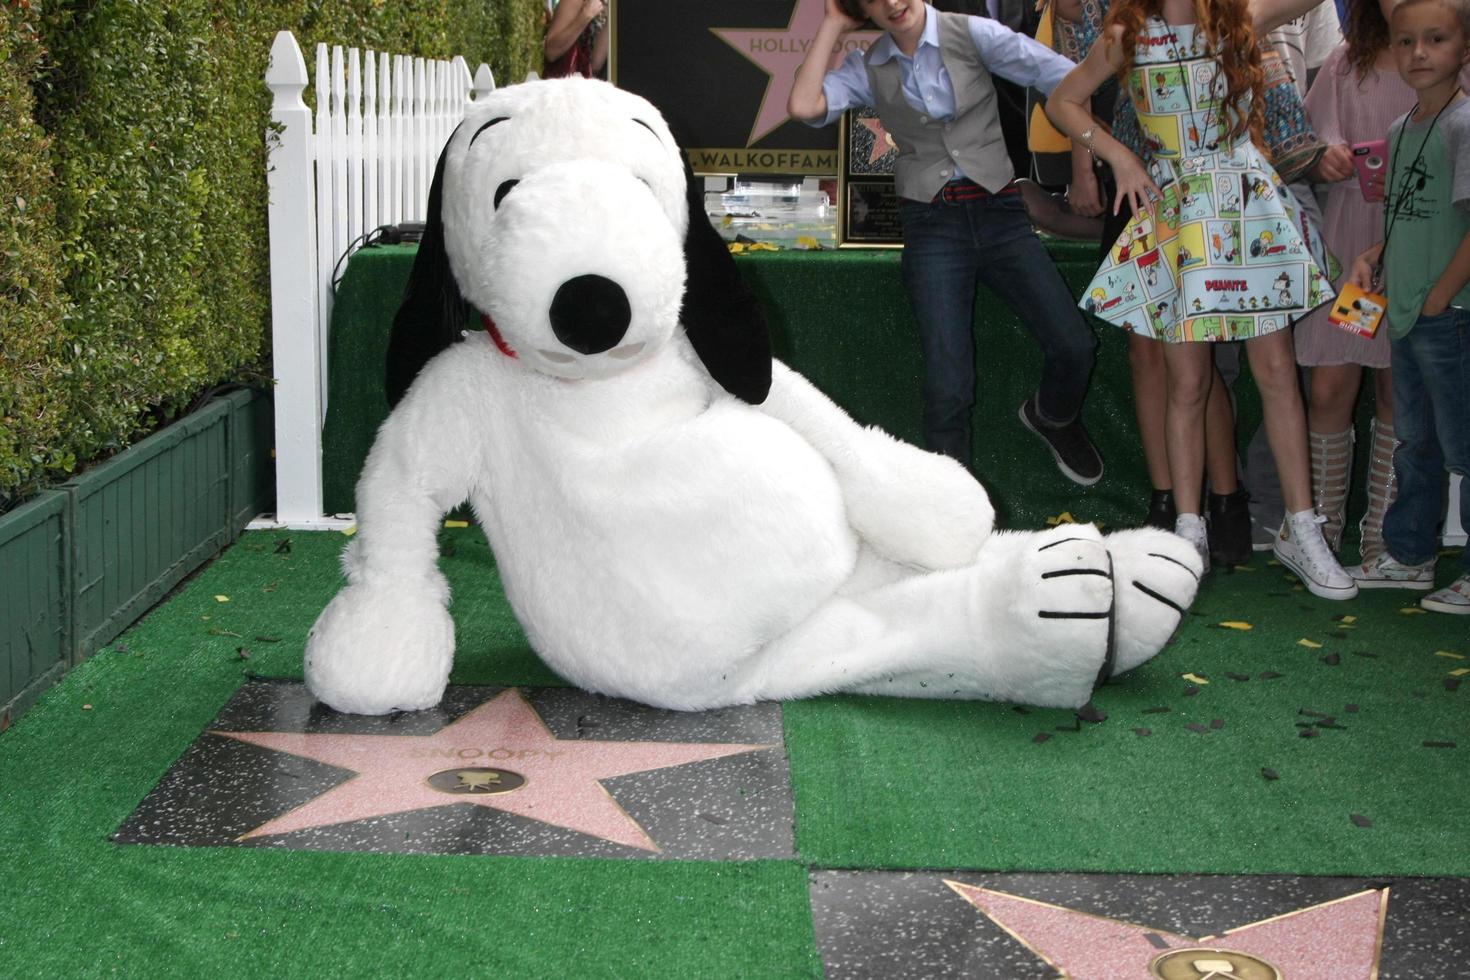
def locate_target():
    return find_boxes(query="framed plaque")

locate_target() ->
[838,107,903,248]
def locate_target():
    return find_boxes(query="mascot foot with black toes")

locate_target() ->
[1101,528,1205,675]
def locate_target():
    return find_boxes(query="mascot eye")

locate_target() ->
[494,180,520,209]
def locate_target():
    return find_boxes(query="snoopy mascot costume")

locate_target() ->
[305,77,1204,717]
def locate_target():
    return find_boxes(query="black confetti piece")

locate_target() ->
[1321,653,1342,666]
[699,812,729,825]
[1226,672,1251,682]
[1350,813,1373,828]
[1261,767,1280,781]
[1313,716,1337,726]
[1144,933,1171,950]
[1187,722,1209,734]
[1445,678,1462,692]
[1133,727,1152,737]
[1317,722,1348,730]
[1259,671,1284,679]
[1299,729,1320,738]
[1345,703,1359,713]
[1423,741,1457,749]
[1033,732,1052,744]
[1209,718,1224,729]
[1143,706,1172,714]
[1183,686,1201,697]
[1055,718,1082,732]
[1077,703,1108,724]
[274,538,292,555]
[253,635,283,643]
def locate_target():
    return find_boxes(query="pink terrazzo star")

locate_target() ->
[215,689,773,852]
[946,881,1387,979]
[859,116,896,164]
[711,0,881,145]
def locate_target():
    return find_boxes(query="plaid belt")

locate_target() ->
[934,178,1019,204]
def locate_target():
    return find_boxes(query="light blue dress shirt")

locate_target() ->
[817,4,1073,130]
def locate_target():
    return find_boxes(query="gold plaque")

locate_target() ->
[425,767,526,795]
[1149,948,1283,980]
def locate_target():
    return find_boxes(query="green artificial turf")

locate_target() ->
[1,527,1466,975]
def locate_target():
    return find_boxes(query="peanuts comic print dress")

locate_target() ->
[1081,18,1334,342]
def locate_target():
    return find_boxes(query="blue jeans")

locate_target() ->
[1384,306,1470,572]
[899,190,1097,466]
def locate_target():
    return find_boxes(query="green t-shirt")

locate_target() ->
[1383,96,1470,337]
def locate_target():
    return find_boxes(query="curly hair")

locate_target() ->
[1103,0,1266,154]
[1343,0,1392,79]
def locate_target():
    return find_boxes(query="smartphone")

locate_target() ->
[1352,140,1388,202]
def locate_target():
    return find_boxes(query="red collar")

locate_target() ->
[481,313,517,358]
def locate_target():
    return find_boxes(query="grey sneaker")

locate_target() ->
[1019,396,1103,487]
[1273,514,1357,600]
[1250,518,1277,552]
[1421,575,1470,614]
[1346,551,1435,591]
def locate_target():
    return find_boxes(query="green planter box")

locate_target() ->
[226,387,275,534]
[0,491,71,731]
[63,399,235,663]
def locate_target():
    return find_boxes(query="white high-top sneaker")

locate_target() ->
[1273,510,1358,600]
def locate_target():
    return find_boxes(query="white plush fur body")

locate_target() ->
[305,78,1203,716]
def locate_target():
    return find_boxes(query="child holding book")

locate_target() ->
[1345,0,1470,614]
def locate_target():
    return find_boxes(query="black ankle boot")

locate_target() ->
[1144,489,1175,530]
[1207,489,1252,566]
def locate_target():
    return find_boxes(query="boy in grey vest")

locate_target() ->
[789,0,1103,483]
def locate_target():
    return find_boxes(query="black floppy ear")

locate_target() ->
[678,151,772,404]
[385,133,470,407]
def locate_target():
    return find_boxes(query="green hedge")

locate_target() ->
[0,0,543,512]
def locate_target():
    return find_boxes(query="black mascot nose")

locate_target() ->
[549,274,631,356]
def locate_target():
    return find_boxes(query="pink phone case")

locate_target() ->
[1353,140,1388,202]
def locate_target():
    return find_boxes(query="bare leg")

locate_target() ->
[1161,343,1214,516]
[1373,367,1395,429]
[1246,330,1312,514]
[1129,334,1174,491]
[1204,364,1240,494]
[1307,363,1364,434]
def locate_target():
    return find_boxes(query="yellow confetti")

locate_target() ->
[1435,651,1466,660]
[444,520,469,528]
[1297,638,1322,649]
[1449,668,1470,677]
[213,595,230,603]
[796,235,821,250]
[1181,672,1210,685]
[1233,564,1257,572]
[1218,621,1253,630]
[750,242,779,251]
[342,525,358,537]
[1045,512,1077,526]
[1399,607,1427,615]
[1338,615,1358,624]
[728,242,745,253]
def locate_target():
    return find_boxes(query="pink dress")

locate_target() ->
[1294,46,1470,367]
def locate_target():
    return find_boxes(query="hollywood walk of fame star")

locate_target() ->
[214,689,774,852]
[946,881,1387,979]
[711,0,882,146]
[859,116,897,164]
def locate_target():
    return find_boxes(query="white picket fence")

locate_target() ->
[262,29,494,527]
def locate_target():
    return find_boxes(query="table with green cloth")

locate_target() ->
[322,242,1265,531]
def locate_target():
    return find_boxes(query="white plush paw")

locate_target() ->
[843,426,995,569]
[1103,528,1203,675]
[304,578,455,715]
[984,524,1115,708]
